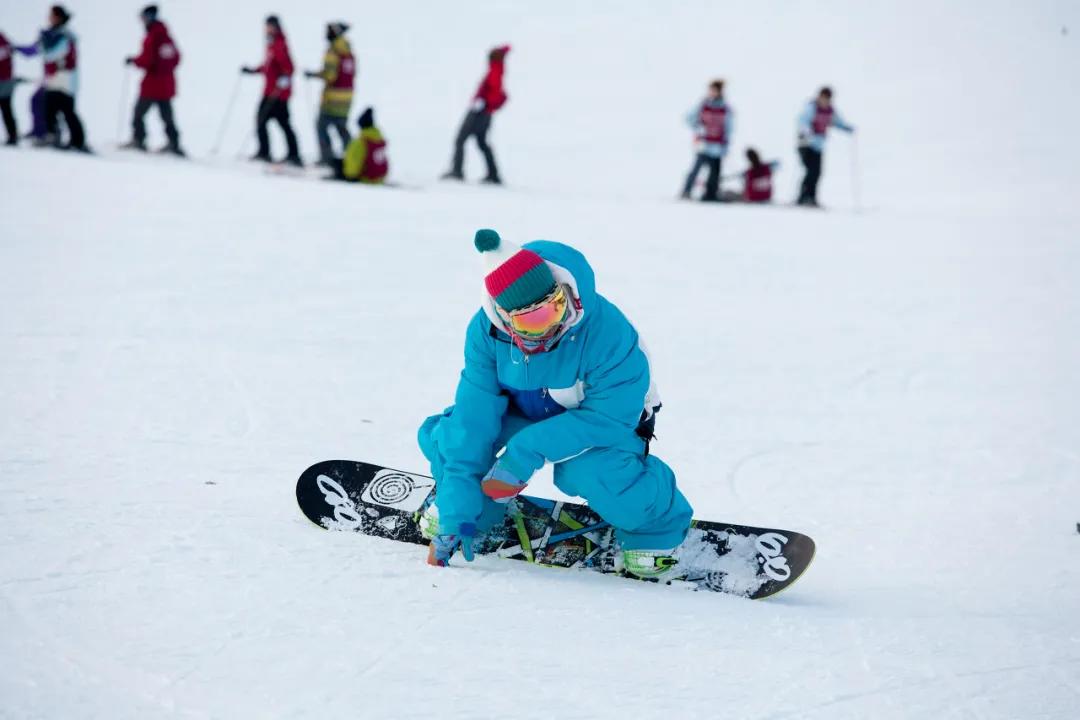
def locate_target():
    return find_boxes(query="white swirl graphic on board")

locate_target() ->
[360,470,433,512]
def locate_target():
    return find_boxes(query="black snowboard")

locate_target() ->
[296,460,816,600]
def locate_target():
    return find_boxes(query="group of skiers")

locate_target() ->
[2,6,853,204]
[682,80,855,207]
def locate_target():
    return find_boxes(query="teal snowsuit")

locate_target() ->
[418,241,693,551]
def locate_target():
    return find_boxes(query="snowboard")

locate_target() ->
[295,460,816,600]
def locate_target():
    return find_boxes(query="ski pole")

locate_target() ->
[850,134,863,213]
[211,74,243,156]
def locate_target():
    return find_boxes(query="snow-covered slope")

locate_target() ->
[2,2,1079,719]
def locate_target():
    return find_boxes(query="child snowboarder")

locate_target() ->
[441,45,510,184]
[242,15,301,166]
[304,22,354,166]
[681,79,733,202]
[417,229,694,578]
[796,86,854,207]
[123,4,184,156]
[330,107,387,184]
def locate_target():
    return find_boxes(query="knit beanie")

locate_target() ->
[474,229,556,312]
[358,107,374,129]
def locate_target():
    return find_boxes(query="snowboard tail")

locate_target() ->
[296,460,815,600]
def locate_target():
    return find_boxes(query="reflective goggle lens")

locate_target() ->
[505,286,568,338]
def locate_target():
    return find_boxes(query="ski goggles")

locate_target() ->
[497,285,569,339]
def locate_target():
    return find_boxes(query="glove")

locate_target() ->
[470,97,486,112]
[304,70,321,79]
[427,523,476,567]
[481,456,530,502]
[240,66,257,75]
[124,57,135,66]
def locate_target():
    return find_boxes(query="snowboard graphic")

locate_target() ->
[296,460,816,600]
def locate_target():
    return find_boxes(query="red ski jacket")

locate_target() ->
[473,46,509,114]
[132,21,180,100]
[0,34,12,82]
[257,32,294,101]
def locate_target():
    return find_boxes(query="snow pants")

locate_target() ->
[683,153,721,201]
[450,109,499,181]
[418,408,693,551]
[1,96,15,143]
[798,146,823,204]
[255,97,300,162]
[44,90,85,150]
[316,112,350,164]
[132,98,180,149]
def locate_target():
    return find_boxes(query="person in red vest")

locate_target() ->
[304,22,355,166]
[681,79,733,202]
[741,148,776,203]
[796,86,854,207]
[0,31,19,145]
[442,45,510,184]
[330,107,388,184]
[242,15,301,167]
[123,5,184,156]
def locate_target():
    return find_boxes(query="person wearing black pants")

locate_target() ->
[798,147,822,206]
[255,97,299,163]
[44,89,84,149]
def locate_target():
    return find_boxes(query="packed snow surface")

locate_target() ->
[2,1,1079,718]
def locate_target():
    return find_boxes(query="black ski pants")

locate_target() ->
[256,97,300,162]
[451,109,499,180]
[133,97,181,149]
[798,147,823,204]
[1,96,16,143]
[44,90,85,149]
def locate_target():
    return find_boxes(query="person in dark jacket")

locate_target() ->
[442,45,510,184]
[242,15,300,166]
[123,5,184,155]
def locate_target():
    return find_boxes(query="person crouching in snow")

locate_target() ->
[330,107,387,184]
[417,229,694,579]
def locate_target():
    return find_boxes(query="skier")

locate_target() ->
[0,31,19,145]
[18,5,87,151]
[241,15,300,166]
[418,229,694,578]
[123,5,184,156]
[304,22,354,166]
[329,107,388,184]
[441,45,510,184]
[681,79,732,202]
[796,86,854,207]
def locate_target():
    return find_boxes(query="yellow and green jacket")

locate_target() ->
[343,127,389,183]
[317,37,355,118]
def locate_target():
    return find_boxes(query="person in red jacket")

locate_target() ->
[741,148,775,203]
[123,5,183,155]
[442,45,509,184]
[0,31,20,145]
[242,15,300,166]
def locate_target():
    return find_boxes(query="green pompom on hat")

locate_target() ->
[474,229,556,312]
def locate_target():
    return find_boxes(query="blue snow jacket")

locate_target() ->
[433,241,656,535]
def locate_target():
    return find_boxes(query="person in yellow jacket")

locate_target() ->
[332,107,389,184]
[304,22,355,166]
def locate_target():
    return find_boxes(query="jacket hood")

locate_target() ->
[481,240,597,335]
[331,36,350,54]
